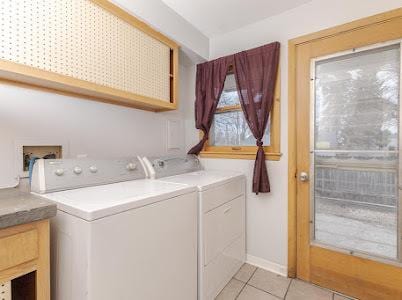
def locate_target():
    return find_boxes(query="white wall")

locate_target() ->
[110,0,209,60]
[0,64,195,188]
[184,0,402,274]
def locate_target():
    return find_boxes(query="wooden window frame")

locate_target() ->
[200,67,281,160]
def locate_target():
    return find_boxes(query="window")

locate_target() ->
[200,68,281,160]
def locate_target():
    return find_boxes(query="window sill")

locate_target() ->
[199,151,282,161]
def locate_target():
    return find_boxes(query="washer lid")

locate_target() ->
[155,170,245,191]
[36,179,196,221]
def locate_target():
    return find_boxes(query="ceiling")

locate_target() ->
[161,0,312,37]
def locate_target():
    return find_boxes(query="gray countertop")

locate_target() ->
[0,181,57,229]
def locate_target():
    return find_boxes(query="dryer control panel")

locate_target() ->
[142,155,202,179]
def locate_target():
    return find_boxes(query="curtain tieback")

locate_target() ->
[201,131,208,142]
[256,140,263,147]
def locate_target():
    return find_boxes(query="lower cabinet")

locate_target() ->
[0,220,50,300]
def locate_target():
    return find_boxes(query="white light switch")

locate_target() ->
[167,120,181,150]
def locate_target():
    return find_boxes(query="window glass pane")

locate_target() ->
[217,74,240,108]
[313,44,400,259]
[210,111,270,146]
[212,73,271,147]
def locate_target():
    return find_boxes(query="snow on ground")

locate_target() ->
[314,197,397,259]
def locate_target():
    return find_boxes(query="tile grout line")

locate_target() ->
[243,267,287,300]
[236,265,292,300]
[283,278,293,299]
[246,282,285,299]
[233,266,351,300]
[234,266,258,299]
[241,266,354,300]
[287,279,351,300]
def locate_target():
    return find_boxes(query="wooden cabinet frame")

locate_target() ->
[0,220,50,300]
[0,0,179,112]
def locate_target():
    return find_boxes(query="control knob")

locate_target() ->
[126,162,137,171]
[54,169,64,176]
[73,166,83,175]
[89,166,98,173]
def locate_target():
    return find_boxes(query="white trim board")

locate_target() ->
[246,254,288,277]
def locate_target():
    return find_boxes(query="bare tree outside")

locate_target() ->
[316,46,399,151]
[313,44,401,259]
[211,74,270,146]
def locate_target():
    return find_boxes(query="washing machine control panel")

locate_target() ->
[31,157,146,193]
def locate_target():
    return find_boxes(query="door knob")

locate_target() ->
[299,172,309,182]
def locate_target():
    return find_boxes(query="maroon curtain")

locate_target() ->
[233,42,280,194]
[188,56,231,154]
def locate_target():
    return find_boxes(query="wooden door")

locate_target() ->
[290,9,402,300]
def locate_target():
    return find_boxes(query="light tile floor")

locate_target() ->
[216,263,355,300]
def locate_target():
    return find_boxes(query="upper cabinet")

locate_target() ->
[0,0,179,111]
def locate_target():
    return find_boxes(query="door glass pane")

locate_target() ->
[313,44,400,259]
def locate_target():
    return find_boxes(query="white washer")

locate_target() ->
[142,155,246,300]
[31,158,198,300]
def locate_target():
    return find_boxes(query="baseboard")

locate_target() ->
[246,254,288,277]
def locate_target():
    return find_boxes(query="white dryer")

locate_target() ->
[142,155,246,300]
[31,157,198,300]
